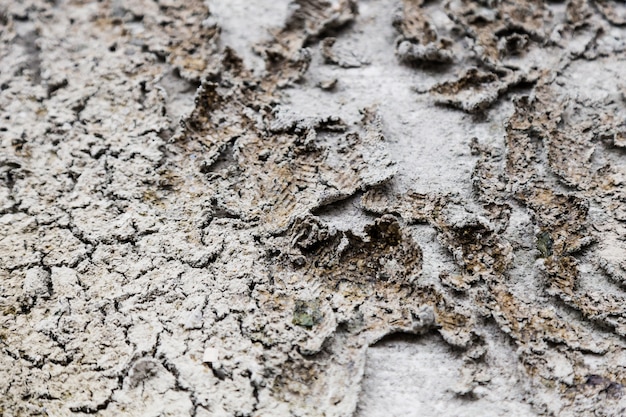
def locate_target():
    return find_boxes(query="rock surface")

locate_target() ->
[1,0,626,416]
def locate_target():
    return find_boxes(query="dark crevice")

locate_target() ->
[14,28,42,84]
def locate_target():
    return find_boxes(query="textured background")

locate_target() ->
[1,0,626,416]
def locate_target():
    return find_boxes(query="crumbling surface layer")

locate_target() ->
[1,0,626,416]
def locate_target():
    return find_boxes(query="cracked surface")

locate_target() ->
[1,0,626,416]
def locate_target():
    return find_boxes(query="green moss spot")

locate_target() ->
[292,300,322,328]
[536,231,553,258]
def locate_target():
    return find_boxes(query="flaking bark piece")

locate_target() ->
[396,39,455,64]
[445,0,550,64]
[126,0,221,82]
[428,67,538,113]
[594,0,626,26]
[286,0,359,42]
[257,0,358,87]
[393,0,456,64]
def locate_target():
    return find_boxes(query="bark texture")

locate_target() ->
[1,0,626,416]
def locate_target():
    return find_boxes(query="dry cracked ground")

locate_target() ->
[1,0,626,416]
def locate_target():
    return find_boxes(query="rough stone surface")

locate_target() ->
[1,0,626,416]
